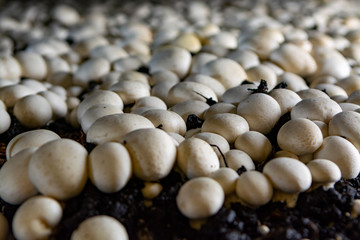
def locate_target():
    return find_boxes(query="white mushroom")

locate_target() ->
[177,137,219,179]
[235,171,273,207]
[110,80,150,105]
[263,157,312,193]
[269,88,302,115]
[0,108,10,134]
[15,52,48,80]
[0,148,38,205]
[220,83,256,104]
[13,94,53,128]
[12,196,62,240]
[314,136,360,179]
[169,100,209,121]
[277,118,323,156]
[89,142,132,193]
[209,168,239,195]
[71,215,129,240]
[0,84,34,108]
[201,113,249,143]
[38,91,68,119]
[234,131,272,163]
[176,177,224,219]
[307,159,341,188]
[203,102,236,120]
[86,113,154,145]
[28,138,88,200]
[237,93,282,134]
[141,109,186,135]
[222,149,255,171]
[73,58,111,87]
[172,32,202,53]
[121,128,177,181]
[193,132,230,160]
[141,182,163,200]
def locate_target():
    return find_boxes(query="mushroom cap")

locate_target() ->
[263,157,312,193]
[307,159,341,184]
[12,196,62,240]
[0,108,10,134]
[314,136,360,179]
[209,168,238,195]
[71,215,129,240]
[89,142,132,193]
[235,171,273,207]
[176,177,224,219]
[177,137,220,179]
[121,128,177,181]
[223,149,255,171]
[86,113,154,145]
[277,118,323,156]
[141,109,186,135]
[28,139,88,200]
[201,113,249,143]
[193,132,230,160]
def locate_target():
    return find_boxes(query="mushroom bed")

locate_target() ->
[2,0,360,239]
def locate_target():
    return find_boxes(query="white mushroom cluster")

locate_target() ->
[2,0,360,237]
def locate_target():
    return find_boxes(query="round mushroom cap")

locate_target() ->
[0,212,9,240]
[121,128,177,181]
[269,88,302,115]
[177,137,220,179]
[141,109,186,135]
[223,149,255,171]
[277,118,323,156]
[314,136,360,179]
[6,129,61,159]
[193,132,230,160]
[71,215,129,240]
[0,108,10,134]
[89,142,132,193]
[14,94,53,128]
[234,131,272,163]
[307,159,341,184]
[237,93,282,134]
[291,97,342,123]
[203,102,236,120]
[263,157,312,193]
[169,100,209,121]
[12,196,62,240]
[15,51,48,80]
[86,113,154,145]
[38,91,68,119]
[328,111,360,151]
[0,148,38,205]
[28,139,88,200]
[110,80,150,105]
[201,113,249,143]
[176,177,224,219]
[220,83,255,104]
[209,168,239,195]
[148,46,192,79]
[235,171,273,207]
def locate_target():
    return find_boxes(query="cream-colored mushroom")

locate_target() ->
[226,49,260,70]
[209,168,239,195]
[314,136,360,179]
[338,103,360,112]
[190,52,217,74]
[52,4,80,26]
[172,32,202,53]
[203,102,236,120]
[169,100,209,121]
[269,88,302,115]
[89,142,132,193]
[112,56,144,72]
[110,80,150,105]
[73,36,108,57]
[0,108,10,134]
[151,81,177,105]
[6,129,61,159]
[121,128,177,181]
[277,118,323,156]
[200,58,247,89]
[291,97,342,123]
[220,83,256,104]
[176,177,224,219]
[193,132,230,160]
[307,159,341,188]
[73,57,110,87]
[0,148,38,205]
[0,55,22,80]
[296,88,330,99]
[185,74,226,99]
[14,94,53,128]
[201,113,249,143]
[245,65,277,90]
[141,109,186,135]
[222,149,255,171]
[167,81,218,106]
[237,93,282,134]
[329,111,360,151]
[278,72,309,92]
[336,75,360,95]
[12,196,62,240]
[0,84,34,108]
[312,120,328,138]
[263,157,312,193]
[314,83,348,98]
[0,212,9,240]
[71,215,129,240]
[77,90,124,121]
[269,43,317,76]
[131,96,167,111]
[148,46,192,78]
[87,113,154,145]
[141,182,163,200]
[90,45,128,62]
[29,138,88,200]
[167,132,185,145]
[149,70,180,85]
[15,51,48,80]
[273,150,299,159]
[234,131,272,163]
[177,137,219,179]
[346,89,360,105]
[235,171,273,207]
[38,91,68,119]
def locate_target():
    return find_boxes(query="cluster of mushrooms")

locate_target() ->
[1,0,360,239]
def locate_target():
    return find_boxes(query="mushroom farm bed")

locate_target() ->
[1,0,360,239]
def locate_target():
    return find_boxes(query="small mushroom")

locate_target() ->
[176,177,224,219]
[141,182,163,200]
[203,102,236,119]
[177,137,219,179]
[12,196,62,240]
[235,171,273,207]
[141,109,186,135]
[29,139,88,200]
[15,51,48,80]
[89,142,132,193]
[110,80,150,105]
[193,132,230,160]
[122,128,177,181]
[73,57,110,87]
[222,149,255,171]
[169,100,209,121]
[307,159,341,189]
[209,168,238,195]
[0,108,10,134]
